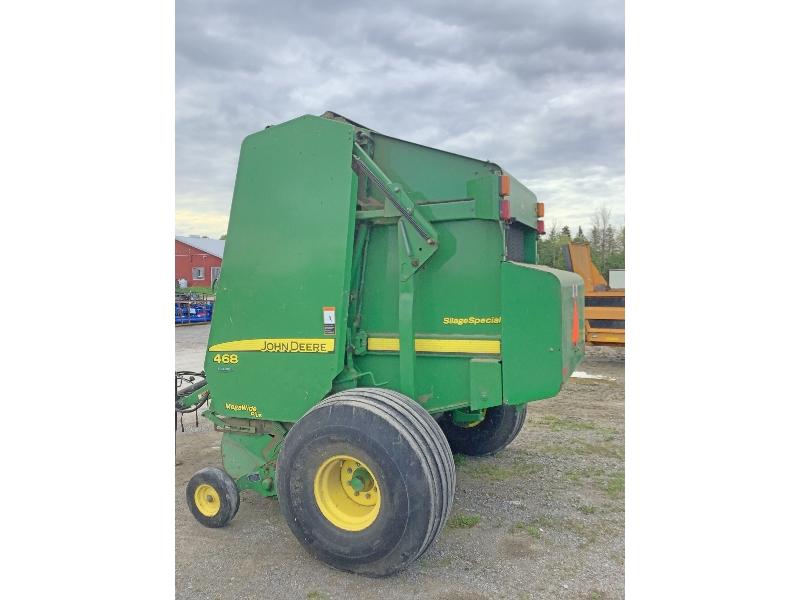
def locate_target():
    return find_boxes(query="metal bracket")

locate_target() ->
[175,379,209,411]
[352,142,438,281]
[353,329,368,355]
[202,410,257,434]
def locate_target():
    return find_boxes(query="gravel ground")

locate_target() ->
[176,324,625,599]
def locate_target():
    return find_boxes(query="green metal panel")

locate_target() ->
[369,132,501,203]
[354,218,504,412]
[504,174,540,229]
[204,115,357,421]
[500,262,585,403]
[469,359,502,410]
[466,175,501,220]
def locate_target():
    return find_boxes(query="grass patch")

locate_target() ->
[564,519,600,545]
[516,524,541,539]
[453,453,467,467]
[175,286,215,295]
[307,592,325,600]
[600,431,617,442]
[606,473,625,498]
[541,440,623,460]
[565,466,606,483]
[460,460,543,481]
[578,505,597,515]
[573,440,624,459]
[511,516,553,539]
[447,513,481,529]
[533,415,596,431]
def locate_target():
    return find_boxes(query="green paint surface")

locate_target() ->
[501,262,585,403]
[205,115,357,421]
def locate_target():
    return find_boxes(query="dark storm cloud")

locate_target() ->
[176,0,624,236]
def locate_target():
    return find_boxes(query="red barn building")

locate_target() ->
[175,236,225,288]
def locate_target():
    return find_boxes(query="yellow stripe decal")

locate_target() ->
[367,337,501,355]
[209,338,335,353]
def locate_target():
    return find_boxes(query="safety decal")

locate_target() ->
[323,306,336,335]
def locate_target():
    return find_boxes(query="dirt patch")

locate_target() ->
[498,534,534,559]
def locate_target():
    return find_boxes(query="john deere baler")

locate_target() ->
[178,112,584,577]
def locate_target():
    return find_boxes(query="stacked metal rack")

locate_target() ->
[175,293,214,325]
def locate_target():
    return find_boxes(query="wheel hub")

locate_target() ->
[314,454,381,531]
[194,483,221,517]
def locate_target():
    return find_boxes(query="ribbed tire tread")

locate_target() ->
[315,388,455,561]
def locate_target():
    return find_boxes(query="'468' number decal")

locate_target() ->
[212,353,239,364]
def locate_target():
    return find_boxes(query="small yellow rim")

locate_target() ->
[313,454,381,531]
[194,483,221,517]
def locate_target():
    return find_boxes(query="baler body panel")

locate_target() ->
[355,218,504,412]
[500,262,585,403]
[369,132,499,202]
[204,115,357,421]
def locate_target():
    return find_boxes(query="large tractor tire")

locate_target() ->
[186,467,240,528]
[277,387,455,577]
[439,404,527,456]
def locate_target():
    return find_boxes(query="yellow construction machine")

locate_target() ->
[562,243,624,346]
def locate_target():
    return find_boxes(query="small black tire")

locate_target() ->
[439,404,527,456]
[277,387,455,577]
[186,467,240,528]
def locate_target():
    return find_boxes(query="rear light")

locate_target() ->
[536,202,544,218]
[536,219,545,234]
[572,298,580,346]
[500,175,510,196]
[501,199,511,220]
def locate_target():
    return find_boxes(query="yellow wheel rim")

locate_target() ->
[194,483,221,517]
[313,454,381,531]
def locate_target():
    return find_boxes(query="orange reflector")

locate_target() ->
[500,175,510,196]
[500,199,511,220]
[536,202,545,218]
[571,298,580,346]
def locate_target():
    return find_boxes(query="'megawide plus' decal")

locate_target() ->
[442,316,501,325]
[208,338,335,353]
[224,403,263,418]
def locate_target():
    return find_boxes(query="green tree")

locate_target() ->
[590,224,601,253]
[591,206,614,277]
[605,225,625,275]
[535,217,623,277]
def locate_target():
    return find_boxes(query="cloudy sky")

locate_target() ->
[176,0,624,239]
